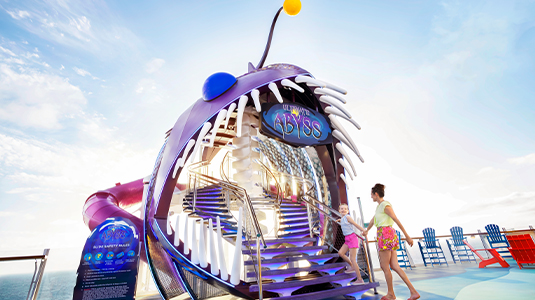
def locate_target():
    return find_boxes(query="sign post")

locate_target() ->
[73,217,140,300]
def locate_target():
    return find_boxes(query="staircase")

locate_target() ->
[182,185,237,236]
[178,182,378,299]
[243,236,378,299]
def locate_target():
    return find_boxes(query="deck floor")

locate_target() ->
[361,259,535,300]
[140,259,535,299]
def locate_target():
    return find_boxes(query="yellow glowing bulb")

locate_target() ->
[283,0,301,16]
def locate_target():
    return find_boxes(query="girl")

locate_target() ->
[363,184,420,300]
[338,203,365,285]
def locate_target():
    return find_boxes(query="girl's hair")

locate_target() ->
[371,183,385,198]
[339,203,348,209]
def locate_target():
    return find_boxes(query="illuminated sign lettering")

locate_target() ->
[260,103,332,147]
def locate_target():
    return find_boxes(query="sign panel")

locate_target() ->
[73,217,140,300]
[260,103,333,147]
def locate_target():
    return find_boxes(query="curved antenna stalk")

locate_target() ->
[256,7,284,70]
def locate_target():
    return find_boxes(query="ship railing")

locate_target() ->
[0,249,50,300]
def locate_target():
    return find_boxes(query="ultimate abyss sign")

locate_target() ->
[260,103,333,147]
[73,217,140,300]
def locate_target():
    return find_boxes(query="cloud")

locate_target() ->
[6,10,30,20]
[0,46,17,57]
[146,58,165,73]
[50,219,80,226]
[508,153,535,165]
[0,211,16,217]
[2,1,140,56]
[0,63,86,129]
[73,66,90,76]
[0,130,158,204]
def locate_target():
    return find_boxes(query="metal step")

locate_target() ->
[278,225,310,232]
[249,272,355,293]
[264,282,380,300]
[246,238,316,248]
[244,253,339,270]
[243,246,327,259]
[246,262,349,279]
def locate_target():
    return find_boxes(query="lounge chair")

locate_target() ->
[396,230,413,269]
[447,226,477,264]
[506,234,535,269]
[484,224,512,258]
[463,240,510,268]
[418,227,448,267]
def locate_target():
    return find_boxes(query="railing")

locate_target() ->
[0,249,50,300]
[218,152,266,298]
[187,158,266,297]
[253,158,375,284]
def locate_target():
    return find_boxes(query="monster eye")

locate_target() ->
[202,72,237,101]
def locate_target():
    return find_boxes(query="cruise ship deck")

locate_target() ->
[362,261,535,300]
[135,258,535,300]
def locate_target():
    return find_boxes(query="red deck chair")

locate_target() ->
[463,240,510,268]
[506,234,535,269]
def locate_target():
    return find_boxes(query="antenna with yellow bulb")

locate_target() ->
[252,0,301,71]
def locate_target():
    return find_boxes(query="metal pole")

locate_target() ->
[257,236,263,300]
[357,197,377,294]
[27,249,49,300]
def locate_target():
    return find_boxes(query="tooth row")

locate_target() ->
[293,74,365,182]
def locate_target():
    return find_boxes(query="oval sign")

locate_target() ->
[260,103,333,147]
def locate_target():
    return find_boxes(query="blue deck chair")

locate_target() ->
[418,227,448,267]
[396,230,413,269]
[484,224,512,259]
[446,226,477,264]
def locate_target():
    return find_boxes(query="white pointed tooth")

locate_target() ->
[189,122,212,163]
[198,219,207,268]
[236,95,248,137]
[166,213,173,235]
[173,214,180,247]
[329,116,364,163]
[314,88,346,104]
[209,109,227,147]
[319,96,352,118]
[175,139,195,176]
[190,219,198,264]
[230,207,243,285]
[209,219,219,275]
[251,89,261,112]
[333,130,359,160]
[338,158,355,180]
[336,143,356,175]
[324,107,361,130]
[224,103,237,130]
[281,79,304,93]
[183,217,190,255]
[319,79,347,95]
[295,75,326,87]
[268,82,283,103]
[340,173,349,187]
[216,216,228,281]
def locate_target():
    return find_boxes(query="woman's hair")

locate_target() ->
[371,183,385,198]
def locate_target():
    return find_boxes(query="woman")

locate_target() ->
[362,184,420,300]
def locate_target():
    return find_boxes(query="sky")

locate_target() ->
[0,0,534,275]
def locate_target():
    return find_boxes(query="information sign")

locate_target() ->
[73,217,140,300]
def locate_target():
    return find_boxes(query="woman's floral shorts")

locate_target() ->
[377,226,399,251]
